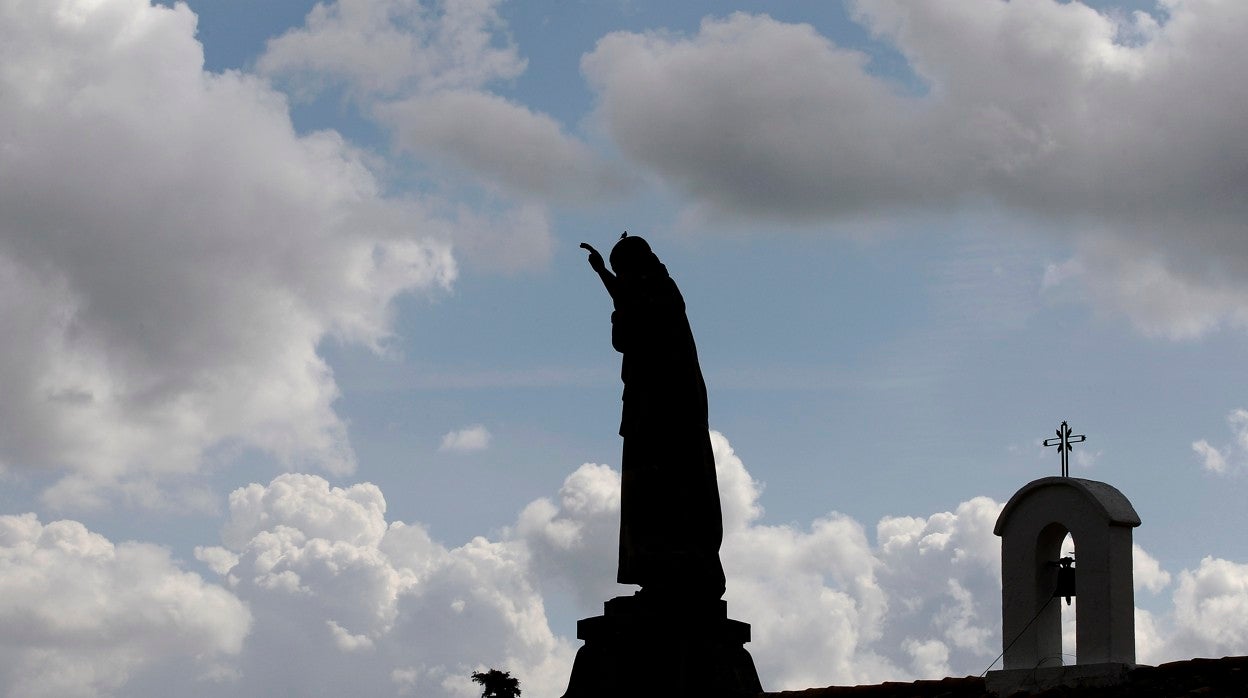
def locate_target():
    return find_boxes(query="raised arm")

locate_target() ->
[580,243,619,300]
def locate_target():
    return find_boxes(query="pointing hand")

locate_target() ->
[580,243,606,273]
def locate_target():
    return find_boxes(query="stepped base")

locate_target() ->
[561,593,762,698]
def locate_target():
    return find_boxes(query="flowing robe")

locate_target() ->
[611,271,726,599]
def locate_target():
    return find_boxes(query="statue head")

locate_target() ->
[609,233,662,279]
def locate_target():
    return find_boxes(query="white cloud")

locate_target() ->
[377,90,630,202]
[446,203,555,273]
[514,432,1248,686]
[1134,606,1166,665]
[903,638,951,679]
[707,433,762,535]
[1191,408,1248,475]
[519,431,1004,688]
[1043,239,1248,341]
[257,0,525,98]
[1157,556,1248,661]
[582,2,1248,338]
[220,473,389,549]
[263,0,619,207]
[194,472,576,698]
[1193,439,1228,474]
[1072,448,1102,471]
[1134,544,1172,595]
[1230,409,1248,451]
[195,545,241,577]
[0,513,251,697]
[515,461,623,611]
[14,433,1248,695]
[439,424,492,453]
[870,498,1004,672]
[0,0,467,506]
[328,619,377,652]
[583,0,1248,229]
[582,13,932,223]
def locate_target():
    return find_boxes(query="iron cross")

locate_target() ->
[1043,421,1086,477]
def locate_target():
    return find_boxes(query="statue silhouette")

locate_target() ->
[562,235,761,698]
[581,234,726,601]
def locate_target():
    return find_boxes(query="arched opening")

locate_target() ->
[1032,522,1069,669]
[1059,532,1077,667]
[1032,526,1079,667]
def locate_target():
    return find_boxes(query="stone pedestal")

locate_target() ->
[560,594,762,698]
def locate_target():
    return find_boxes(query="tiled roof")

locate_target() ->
[762,675,985,697]
[760,656,1248,698]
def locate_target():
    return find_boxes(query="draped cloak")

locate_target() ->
[610,266,726,600]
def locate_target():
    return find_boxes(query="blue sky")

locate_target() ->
[2,0,1248,695]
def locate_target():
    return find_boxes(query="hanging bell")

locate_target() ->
[1053,556,1076,605]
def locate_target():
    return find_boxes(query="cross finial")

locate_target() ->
[1043,420,1086,477]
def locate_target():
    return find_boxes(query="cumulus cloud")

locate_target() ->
[0,513,251,697]
[518,431,1004,688]
[0,0,461,506]
[187,435,1008,695]
[1153,556,1248,662]
[1191,408,1248,475]
[514,431,1248,687]
[439,424,492,453]
[377,90,630,202]
[1132,543,1172,596]
[257,0,525,97]
[263,0,621,206]
[219,473,389,549]
[582,2,1248,338]
[516,461,623,610]
[14,433,1248,695]
[874,498,1004,663]
[193,472,575,698]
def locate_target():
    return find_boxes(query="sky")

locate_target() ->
[2,0,1248,695]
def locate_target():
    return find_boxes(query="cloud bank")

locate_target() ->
[582,1,1248,338]
[0,0,468,507]
[5,432,1248,695]
[0,513,250,698]
[193,472,576,698]
[262,0,625,206]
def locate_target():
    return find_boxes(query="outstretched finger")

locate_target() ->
[579,243,599,254]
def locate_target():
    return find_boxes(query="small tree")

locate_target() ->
[470,669,521,698]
